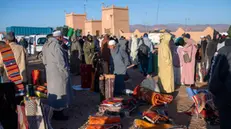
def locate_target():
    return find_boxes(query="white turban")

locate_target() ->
[200,36,205,38]
[53,31,62,37]
[108,40,116,46]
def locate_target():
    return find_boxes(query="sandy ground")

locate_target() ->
[28,56,220,129]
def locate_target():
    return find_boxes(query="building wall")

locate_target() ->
[85,20,102,35]
[113,7,129,37]
[85,21,92,35]
[102,5,129,37]
[65,13,86,35]
[102,8,114,35]
[91,21,102,36]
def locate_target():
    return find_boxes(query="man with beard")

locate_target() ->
[108,40,129,95]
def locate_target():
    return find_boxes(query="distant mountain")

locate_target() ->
[130,24,230,33]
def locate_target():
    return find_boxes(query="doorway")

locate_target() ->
[96,30,100,36]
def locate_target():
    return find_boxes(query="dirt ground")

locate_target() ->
[28,57,220,129]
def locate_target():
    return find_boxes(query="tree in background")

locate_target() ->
[56,25,68,36]
[56,26,82,37]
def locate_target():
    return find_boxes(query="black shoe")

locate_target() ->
[52,110,69,121]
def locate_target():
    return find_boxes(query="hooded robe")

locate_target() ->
[158,33,174,93]
[178,38,197,85]
[83,41,95,65]
[130,35,139,64]
[70,34,82,75]
[42,38,72,109]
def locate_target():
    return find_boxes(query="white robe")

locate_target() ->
[130,36,138,64]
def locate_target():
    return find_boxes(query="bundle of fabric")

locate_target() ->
[31,69,41,85]
[185,88,219,125]
[99,74,115,101]
[98,97,138,117]
[133,119,173,129]
[34,85,47,98]
[133,119,187,129]
[133,86,173,106]
[142,110,169,124]
[86,116,122,129]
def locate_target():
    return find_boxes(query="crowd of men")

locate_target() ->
[0,27,231,129]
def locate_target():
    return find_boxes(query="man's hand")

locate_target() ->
[152,49,157,53]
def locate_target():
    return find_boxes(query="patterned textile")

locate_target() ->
[101,97,124,105]
[195,62,206,83]
[99,104,122,114]
[34,85,47,98]
[0,44,24,96]
[31,70,41,85]
[143,110,169,124]
[24,97,46,129]
[185,88,219,124]
[133,86,173,106]
[86,116,121,129]
[99,98,122,114]
[133,119,173,129]
[98,97,138,116]
[80,64,92,88]
[86,124,121,129]
[99,74,115,100]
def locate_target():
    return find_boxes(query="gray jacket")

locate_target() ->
[110,45,130,75]
[42,38,72,109]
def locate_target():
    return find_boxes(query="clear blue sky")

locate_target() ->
[0,0,230,31]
